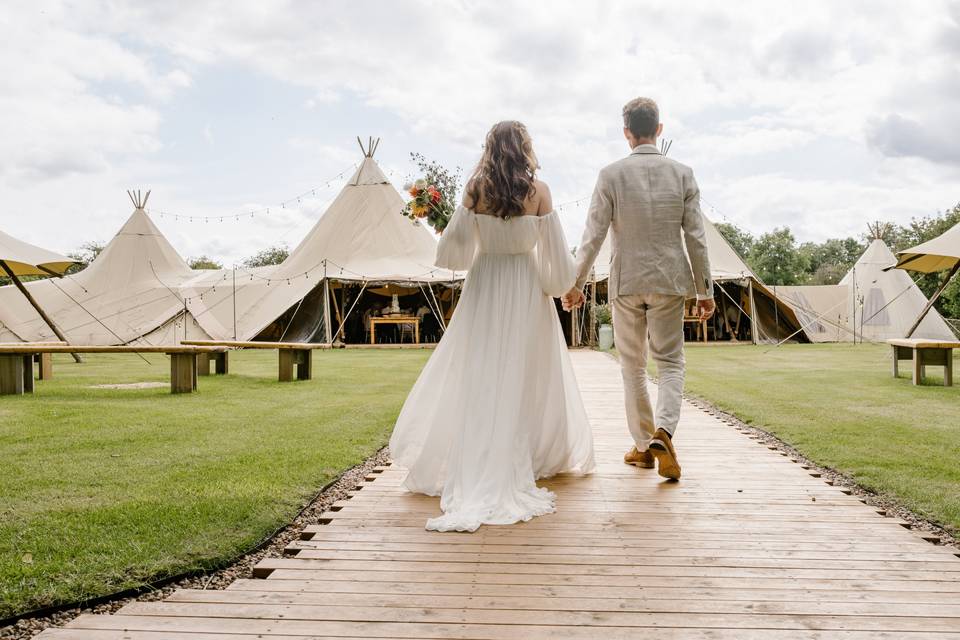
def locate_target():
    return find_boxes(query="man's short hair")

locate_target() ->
[622,97,659,139]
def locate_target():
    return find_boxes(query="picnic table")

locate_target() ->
[888,338,959,386]
[370,315,420,344]
[0,344,228,395]
[182,340,330,382]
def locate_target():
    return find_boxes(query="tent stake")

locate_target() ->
[905,262,960,338]
[0,260,82,363]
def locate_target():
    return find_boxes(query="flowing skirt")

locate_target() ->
[389,252,595,532]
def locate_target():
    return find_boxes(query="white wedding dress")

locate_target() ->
[389,206,596,532]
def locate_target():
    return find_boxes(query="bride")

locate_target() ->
[389,120,596,532]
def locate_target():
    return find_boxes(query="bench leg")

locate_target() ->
[22,355,34,393]
[215,351,228,375]
[38,353,53,380]
[169,353,198,394]
[296,349,312,381]
[892,346,899,378]
[0,354,26,395]
[279,350,294,382]
[197,353,211,376]
[946,349,954,387]
[912,348,923,385]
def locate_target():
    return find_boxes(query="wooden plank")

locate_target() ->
[227,577,960,603]
[887,338,960,349]
[56,615,960,639]
[182,339,331,350]
[166,589,960,616]
[0,345,227,354]
[110,602,960,632]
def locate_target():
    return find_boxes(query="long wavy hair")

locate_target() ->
[466,121,539,218]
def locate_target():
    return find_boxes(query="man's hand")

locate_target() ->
[697,297,716,320]
[562,287,586,311]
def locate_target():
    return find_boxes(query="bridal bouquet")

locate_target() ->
[400,153,460,233]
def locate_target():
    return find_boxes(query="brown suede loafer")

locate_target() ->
[624,446,655,468]
[648,428,682,480]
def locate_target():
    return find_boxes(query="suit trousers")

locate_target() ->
[612,293,686,447]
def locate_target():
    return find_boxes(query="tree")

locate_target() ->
[799,237,864,285]
[65,240,105,274]
[714,222,754,258]
[243,245,289,268]
[748,227,808,286]
[188,255,223,270]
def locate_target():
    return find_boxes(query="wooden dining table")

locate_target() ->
[369,316,420,344]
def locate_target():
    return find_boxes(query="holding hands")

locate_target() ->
[562,287,586,311]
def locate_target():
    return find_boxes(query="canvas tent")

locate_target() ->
[889,220,960,338]
[0,228,80,359]
[183,141,461,343]
[777,238,955,342]
[586,212,806,344]
[0,191,209,345]
[0,144,460,347]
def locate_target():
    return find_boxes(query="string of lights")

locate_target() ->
[147,163,358,223]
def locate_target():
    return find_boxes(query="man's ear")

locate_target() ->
[656,123,664,137]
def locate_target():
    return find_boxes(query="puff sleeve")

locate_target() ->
[435,206,478,271]
[537,212,577,297]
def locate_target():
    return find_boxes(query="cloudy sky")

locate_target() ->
[1,1,958,265]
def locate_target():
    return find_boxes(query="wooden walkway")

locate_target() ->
[41,350,960,639]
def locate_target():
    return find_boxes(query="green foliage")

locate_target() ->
[714,222,754,258]
[594,303,612,325]
[799,237,865,285]
[405,152,462,233]
[0,349,430,617]
[242,244,290,268]
[188,255,223,270]
[747,227,809,286]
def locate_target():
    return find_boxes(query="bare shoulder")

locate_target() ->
[533,180,553,216]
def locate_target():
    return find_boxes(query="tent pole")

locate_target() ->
[905,262,960,338]
[232,267,237,340]
[773,285,780,341]
[0,260,82,363]
[322,278,333,345]
[747,279,759,345]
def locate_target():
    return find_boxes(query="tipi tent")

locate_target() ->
[0,191,208,345]
[778,238,955,342]
[187,141,461,343]
[587,212,806,343]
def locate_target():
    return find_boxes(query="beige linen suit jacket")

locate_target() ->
[574,144,713,301]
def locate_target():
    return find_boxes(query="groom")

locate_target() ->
[563,97,714,480]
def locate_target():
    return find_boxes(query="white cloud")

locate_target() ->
[1,0,959,264]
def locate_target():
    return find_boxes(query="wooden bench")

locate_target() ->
[888,338,959,386]
[182,340,330,382]
[1,342,64,382]
[0,345,228,395]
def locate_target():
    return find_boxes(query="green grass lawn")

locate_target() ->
[658,343,960,532]
[0,349,430,618]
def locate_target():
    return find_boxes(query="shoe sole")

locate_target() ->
[624,459,655,469]
[648,439,682,480]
